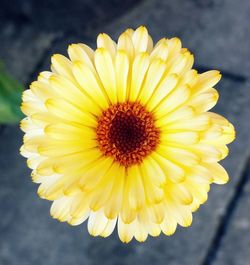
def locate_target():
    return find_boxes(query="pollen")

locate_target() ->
[96,102,160,167]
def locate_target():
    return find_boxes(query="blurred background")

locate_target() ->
[0,0,250,264]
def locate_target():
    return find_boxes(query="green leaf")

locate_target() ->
[0,61,24,124]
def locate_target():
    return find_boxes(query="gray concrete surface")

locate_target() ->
[213,161,250,265]
[0,0,250,265]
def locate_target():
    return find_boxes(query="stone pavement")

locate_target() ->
[0,0,250,264]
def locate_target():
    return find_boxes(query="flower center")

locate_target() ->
[96,102,160,167]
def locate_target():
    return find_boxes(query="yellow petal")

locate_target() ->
[129,52,149,101]
[192,70,221,95]
[187,143,222,163]
[148,204,165,224]
[184,181,209,204]
[157,145,199,166]
[49,74,101,115]
[115,50,129,102]
[68,210,89,226]
[165,200,193,227]
[140,164,164,204]
[216,123,236,144]
[160,215,177,236]
[38,71,52,83]
[121,177,137,224]
[154,84,190,118]
[78,157,114,191]
[88,210,109,236]
[117,31,134,61]
[30,81,54,101]
[104,166,125,219]
[156,106,195,127]
[68,43,94,69]
[72,61,109,109]
[168,183,193,205]
[132,26,149,54]
[161,114,210,131]
[134,219,148,242]
[127,165,146,210]
[118,217,135,243]
[146,73,179,111]
[69,193,90,219]
[141,157,167,186]
[50,196,72,222]
[179,69,198,87]
[151,152,185,183]
[94,48,117,103]
[51,54,74,81]
[89,163,119,211]
[100,218,117,237]
[150,40,169,61]
[45,123,95,141]
[97,33,116,59]
[45,98,97,127]
[138,58,166,104]
[208,112,229,126]
[161,131,199,146]
[202,162,229,184]
[188,87,219,113]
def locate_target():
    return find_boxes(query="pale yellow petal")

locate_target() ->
[45,98,97,127]
[202,162,229,184]
[139,164,164,204]
[48,74,101,115]
[45,123,95,141]
[51,54,74,81]
[150,40,169,61]
[134,219,148,242]
[89,163,119,211]
[68,43,94,69]
[118,217,135,243]
[88,210,109,236]
[68,192,91,219]
[157,145,199,166]
[132,26,149,54]
[127,165,146,210]
[192,70,221,95]
[160,215,177,236]
[138,58,166,104]
[146,73,178,111]
[151,152,185,183]
[115,50,129,102]
[97,33,116,59]
[168,183,193,205]
[156,106,195,127]
[94,48,117,103]
[154,85,190,118]
[104,167,125,219]
[161,114,210,131]
[165,200,193,227]
[72,61,109,109]
[121,176,137,224]
[100,218,117,237]
[68,210,90,226]
[50,196,72,222]
[160,131,199,146]
[188,87,219,113]
[117,32,134,61]
[129,52,149,101]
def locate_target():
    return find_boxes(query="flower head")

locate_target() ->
[20,26,235,242]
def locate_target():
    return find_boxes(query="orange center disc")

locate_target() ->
[96,102,160,167]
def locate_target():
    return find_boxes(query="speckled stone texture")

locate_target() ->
[213,162,250,265]
[0,0,250,265]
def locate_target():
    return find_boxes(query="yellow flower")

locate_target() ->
[20,26,235,243]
